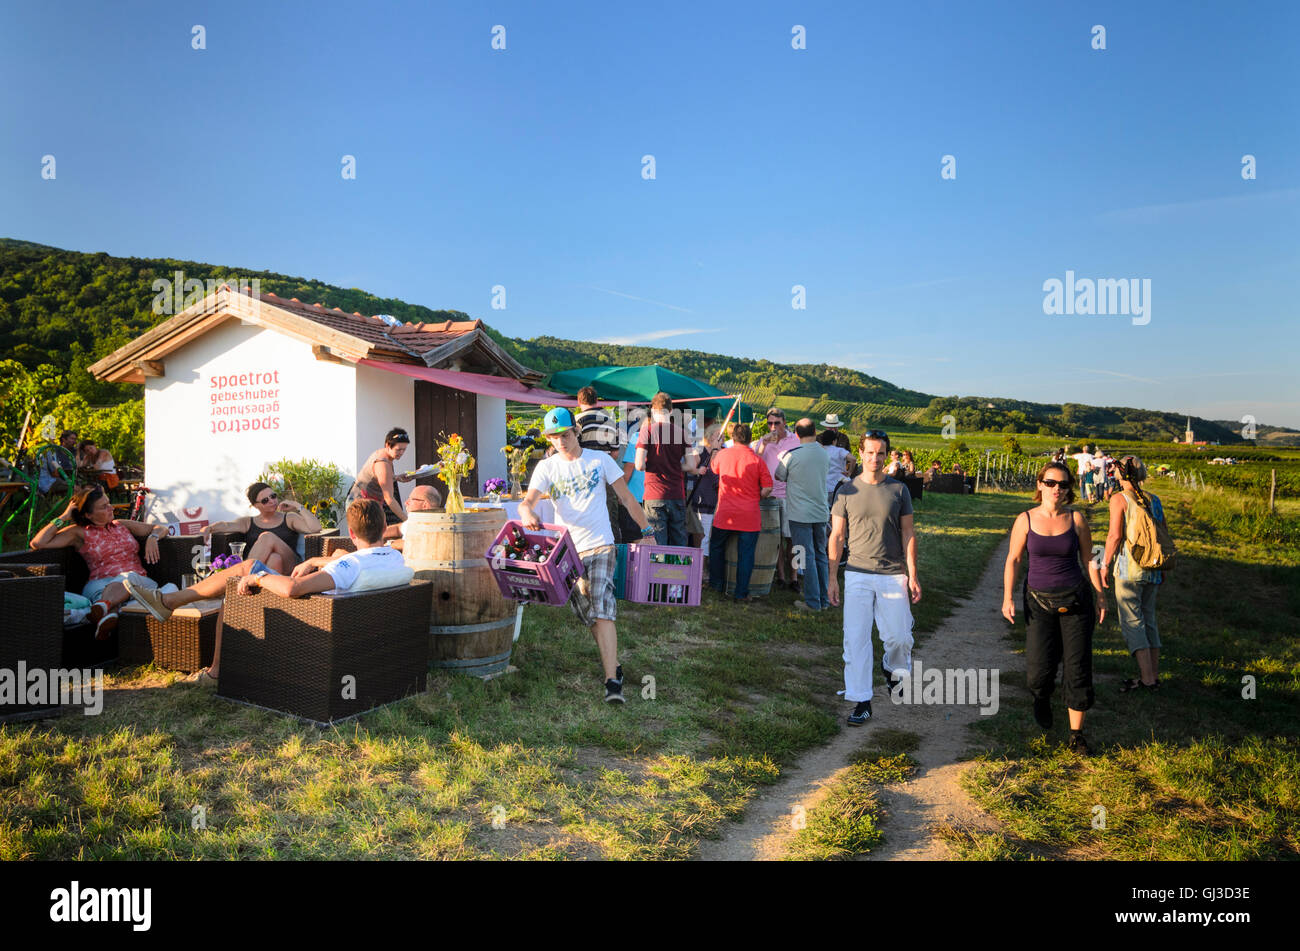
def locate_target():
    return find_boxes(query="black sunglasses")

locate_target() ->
[1040,479,1069,489]
[257,492,279,503]
[864,430,888,439]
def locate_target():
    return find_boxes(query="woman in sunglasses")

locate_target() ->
[1001,462,1106,755]
[201,481,321,574]
[30,484,169,639]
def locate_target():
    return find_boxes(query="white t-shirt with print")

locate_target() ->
[1072,452,1094,474]
[824,445,852,493]
[528,449,624,553]
[322,545,408,591]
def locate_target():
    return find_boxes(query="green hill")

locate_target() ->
[1,238,1283,448]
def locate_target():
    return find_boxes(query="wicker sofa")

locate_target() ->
[216,577,431,726]
[0,564,66,721]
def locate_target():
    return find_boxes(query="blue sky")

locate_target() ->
[3,1,1297,426]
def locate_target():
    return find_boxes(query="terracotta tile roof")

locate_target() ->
[243,287,483,359]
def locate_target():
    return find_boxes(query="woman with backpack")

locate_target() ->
[1099,455,1169,692]
[1001,462,1106,755]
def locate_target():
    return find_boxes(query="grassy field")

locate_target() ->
[949,480,1300,860]
[783,728,920,861]
[0,491,1027,860]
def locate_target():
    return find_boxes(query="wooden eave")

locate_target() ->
[86,284,545,385]
[87,288,383,383]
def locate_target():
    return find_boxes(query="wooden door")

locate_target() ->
[414,380,479,497]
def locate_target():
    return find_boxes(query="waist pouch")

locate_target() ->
[1028,582,1089,615]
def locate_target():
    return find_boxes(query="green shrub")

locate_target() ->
[0,360,143,465]
[259,458,347,528]
[52,394,144,465]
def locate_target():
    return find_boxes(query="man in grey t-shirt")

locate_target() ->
[775,418,830,611]
[829,430,921,726]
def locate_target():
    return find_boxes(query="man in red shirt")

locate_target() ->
[708,422,774,601]
[635,391,690,546]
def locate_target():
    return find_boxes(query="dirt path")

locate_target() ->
[698,537,1017,861]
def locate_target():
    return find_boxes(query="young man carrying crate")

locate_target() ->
[519,408,655,703]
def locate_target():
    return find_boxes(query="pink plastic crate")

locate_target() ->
[625,543,703,606]
[485,520,584,605]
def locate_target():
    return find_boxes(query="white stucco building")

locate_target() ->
[89,285,567,526]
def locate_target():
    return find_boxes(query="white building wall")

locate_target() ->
[143,320,357,523]
[142,321,512,520]
[354,363,416,475]
[476,395,508,492]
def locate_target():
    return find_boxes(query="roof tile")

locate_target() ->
[249,290,481,357]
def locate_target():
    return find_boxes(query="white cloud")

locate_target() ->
[583,285,695,314]
[1096,188,1300,225]
[592,327,719,346]
[1079,367,1160,385]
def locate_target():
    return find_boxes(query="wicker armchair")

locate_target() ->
[216,577,431,726]
[928,473,968,495]
[1,533,195,592]
[0,547,125,667]
[322,536,357,558]
[0,565,65,721]
[303,530,341,560]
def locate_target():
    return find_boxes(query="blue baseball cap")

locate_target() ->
[541,407,576,436]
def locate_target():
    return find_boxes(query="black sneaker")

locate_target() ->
[881,658,901,686]
[1068,732,1091,756]
[1033,697,1053,729]
[604,679,625,703]
[615,665,624,686]
[847,700,872,725]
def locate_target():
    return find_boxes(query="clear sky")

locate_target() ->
[3,1,1297,426]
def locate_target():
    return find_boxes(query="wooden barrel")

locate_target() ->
[403,508,516,677]
[724,498,782,597]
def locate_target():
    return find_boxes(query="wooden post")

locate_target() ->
[1270,469,1277,513]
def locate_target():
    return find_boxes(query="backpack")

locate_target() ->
[1123,490,1176,572]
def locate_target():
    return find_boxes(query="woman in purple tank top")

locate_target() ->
[1001,462,1106,755]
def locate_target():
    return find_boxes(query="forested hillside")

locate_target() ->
[498,335,933,406]
[918,395,1246,444]
[0,238,473,406]
[3,239,1292,451]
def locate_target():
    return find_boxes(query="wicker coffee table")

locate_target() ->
[119,598,222,672]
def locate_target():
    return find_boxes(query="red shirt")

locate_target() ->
[710,445,772,532]
[80,521,145,581]
[637,418,687,501]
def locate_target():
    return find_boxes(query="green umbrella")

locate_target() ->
[546,365,754,422]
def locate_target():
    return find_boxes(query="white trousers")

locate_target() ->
[842,571,914,703]
[699,513,714,553]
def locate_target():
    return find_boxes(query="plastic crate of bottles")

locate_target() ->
[625,543,703,606]
[485,520,585,605]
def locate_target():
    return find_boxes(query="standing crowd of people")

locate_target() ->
[524,391,1173,749]
[26,398,1172,748]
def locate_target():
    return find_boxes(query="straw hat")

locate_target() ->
[820,413,843,429]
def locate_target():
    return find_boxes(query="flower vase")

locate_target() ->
[509,476,523,500]
[444,482,466,515]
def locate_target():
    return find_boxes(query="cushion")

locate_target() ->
[343,566,416,594]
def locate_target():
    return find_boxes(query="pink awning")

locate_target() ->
[359,359,579,406]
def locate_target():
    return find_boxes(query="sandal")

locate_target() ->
[89,601,119,640]
[184,668,218,688]
[1119,678,1159,693]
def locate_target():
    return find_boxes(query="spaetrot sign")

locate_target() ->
[208,368,283,435]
